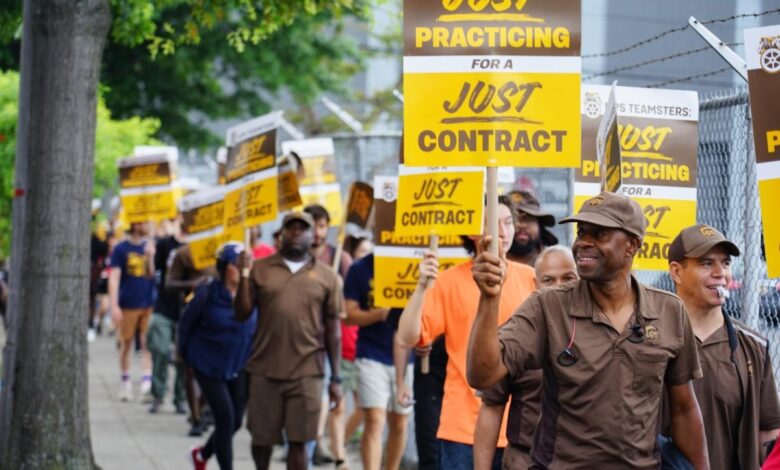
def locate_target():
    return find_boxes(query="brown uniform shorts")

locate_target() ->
[118,307,152,343]
[247,374,323,446]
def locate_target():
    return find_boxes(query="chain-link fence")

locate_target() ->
[330,87,780,383]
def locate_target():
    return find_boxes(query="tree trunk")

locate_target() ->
[0,0,111,467]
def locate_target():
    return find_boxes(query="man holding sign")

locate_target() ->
[396,196,535,470]
[467,192,709,468]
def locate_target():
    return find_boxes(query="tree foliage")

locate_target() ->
[0,70,159,260]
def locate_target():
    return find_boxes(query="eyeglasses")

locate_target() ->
[628,324,646,344]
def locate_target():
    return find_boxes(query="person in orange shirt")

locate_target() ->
[396,196,536,470]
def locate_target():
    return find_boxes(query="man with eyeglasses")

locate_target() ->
[665,224,780,469]
[466,192,709,469]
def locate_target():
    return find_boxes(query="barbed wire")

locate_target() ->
[646,67,733,88]
[582,8,780,59]
[583,42,742,81]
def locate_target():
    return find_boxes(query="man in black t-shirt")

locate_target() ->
[147,220,187,413]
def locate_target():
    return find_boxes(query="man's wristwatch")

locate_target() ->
[241,267,250,278]
[330,375,343,384]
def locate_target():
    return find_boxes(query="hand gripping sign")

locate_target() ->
[403,0,581,168]
[118,146,178,223]
[575,85,699,271]
[223,111,282,242]
[374,175,470,309]
[745,24,780,277]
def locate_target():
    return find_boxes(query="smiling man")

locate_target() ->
[667,224,780,469]
[466,191,709,469]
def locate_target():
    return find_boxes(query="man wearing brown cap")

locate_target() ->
[467,192,709,469]
[506,190,559,267]
[666,224,780,470]
[235,211,345,470]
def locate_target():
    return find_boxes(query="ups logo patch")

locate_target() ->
[645,325,659,344]
[700,227,716,238]
[588,197,605,207]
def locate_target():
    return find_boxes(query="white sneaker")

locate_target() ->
[118,380,132,402]
[140,379,153,403]
[87,328,96,343]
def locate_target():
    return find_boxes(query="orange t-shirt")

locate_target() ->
[418,259,536,446]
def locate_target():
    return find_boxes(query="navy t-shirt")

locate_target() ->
[110,239,156,309]
[343,253,409,366]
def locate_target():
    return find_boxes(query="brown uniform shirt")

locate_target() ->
[480,369,543,452]
[244,253,344,380]
[499,277,701,469]
[677,320,780,470]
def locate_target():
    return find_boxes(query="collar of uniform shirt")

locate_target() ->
[567,275,660,322]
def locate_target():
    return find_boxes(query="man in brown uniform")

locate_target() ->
[467,192,709,469]
[667,224,780,469]
[475,245,579,469]
[235,211,344,470]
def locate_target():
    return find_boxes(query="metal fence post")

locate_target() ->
[743,101,764,330]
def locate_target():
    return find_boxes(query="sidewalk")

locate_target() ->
[88,334,362,469]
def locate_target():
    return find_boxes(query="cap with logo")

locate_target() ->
[507,190,559,246]
[667,224,740,263]
[282,211,314,228]
[559,191,647,240]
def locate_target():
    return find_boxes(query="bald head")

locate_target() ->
[534,245,578,289]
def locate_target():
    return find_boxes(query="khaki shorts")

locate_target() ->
[119,307,152,343]
[247,374,323,445]
[356,358,413,415]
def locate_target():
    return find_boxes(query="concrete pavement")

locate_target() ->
[88,333,363,470]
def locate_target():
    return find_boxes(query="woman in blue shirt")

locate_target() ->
[179,242,257,470]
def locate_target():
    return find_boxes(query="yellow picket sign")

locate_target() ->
[404,72,581,167]
[243,174,279,227]
[189,234,224,271]
[278,168,303,211]
[120,190,178,223]
[222,186,245,243]
[297,184,343,224]
[394,168,484,236]
[374,252,469,309]
[759,178,780,278]
[573,194,696,271]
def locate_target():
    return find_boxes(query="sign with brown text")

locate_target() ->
[575,85,699,271]
[180,187,227,270]
[403,0,581,167]
[373,175,469,308]
[118,147,178,223]
[223,111,281,241]
[746,24,780,277]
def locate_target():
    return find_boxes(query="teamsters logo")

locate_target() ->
[583,92,603,119]
[758,36,780,73]
[382,182,397,202]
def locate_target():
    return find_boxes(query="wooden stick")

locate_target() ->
[332,188,351,273]
[485,167,499,256]
[421,233,439,375]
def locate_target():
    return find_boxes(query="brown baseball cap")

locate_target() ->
[507,190,559,245]
[667,224,740,263]
[282,211,314,228]
[559,192,647,240]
